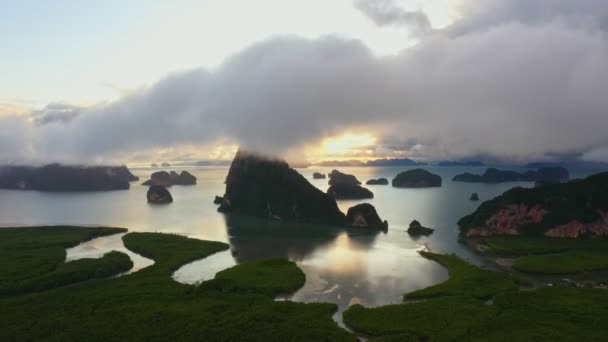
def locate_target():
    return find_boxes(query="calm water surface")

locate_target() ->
[0,165,597,322]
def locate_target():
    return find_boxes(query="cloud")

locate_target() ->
[0,116,32,163]
[30,103,85,125]
[448,0,608,36]
[354,0,432,36]
[2,1,608,163]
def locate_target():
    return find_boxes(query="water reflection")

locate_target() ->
[222,213,378,262]
[173,212,448,325]
[282,233,448,324]
[65,233,154,273]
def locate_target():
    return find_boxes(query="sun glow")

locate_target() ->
[321,133,377,157]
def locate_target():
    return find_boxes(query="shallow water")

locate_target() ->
[65,233,155,273]
[0,165,597,322]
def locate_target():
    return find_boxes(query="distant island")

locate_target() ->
[453,167,569,184]
[314,158,426,167]
[458,172,608,238]
[141,170,196,186]
[0,164,138,192]
[436,160,485,167]
[366,178,388,185]
[392,169,442,188]
[313,158,487,167]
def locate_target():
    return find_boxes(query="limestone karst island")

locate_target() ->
[2,1,608,341]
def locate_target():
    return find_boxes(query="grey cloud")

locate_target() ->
[354,0,431,36]
[0,116,31,164]
[30,102,84,125]
[3,1,608,163]
[448,0,608,36]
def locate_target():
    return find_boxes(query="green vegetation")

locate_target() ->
[344,251,608,341]
[200,258,306,296]
[1,251,132,297]
[404,251,518,300]
[458,172,608,234]
[480,236,608,274]
[481,236,604,256]
[0,226,129,295]
[0,227,354,341]
[513,250,608,274]
[344,296,497,340]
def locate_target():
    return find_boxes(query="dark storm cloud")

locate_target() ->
[2,0,608,163]
[354,0,431,36]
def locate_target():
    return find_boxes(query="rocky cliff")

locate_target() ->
[218,151,346,225]
[328,170,361,186]
[459,172,608,238]
[327,183,373,199]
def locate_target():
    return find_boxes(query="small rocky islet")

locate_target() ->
[392,168,442,188]
[407,220,434,236]
[328,169,361,185]
[146,185,173,204]
[366,178,388,185]
[142,170,196,186]
[327,182,374,199]
[346,203,388,230]
[312,172,326,179]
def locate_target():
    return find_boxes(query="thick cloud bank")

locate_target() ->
[2,0,608,163]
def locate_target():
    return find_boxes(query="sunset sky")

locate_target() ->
[2,0,608,165]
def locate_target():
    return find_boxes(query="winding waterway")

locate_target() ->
[1,165,597,322]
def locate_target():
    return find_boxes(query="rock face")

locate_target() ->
[458,172,608,238]
[407,220,434,236]
[172,170,196,185]
[143,171,172,186]
[217,151,346,225]
[328,170,361,186]
[453,167,570,183]
[392,169,442,188]
[327,183,374,199]
[345,203,388,230]
[213,195,223,204]
[108,166,139,182]
[147,185,173,204]
[0,164,137,192]
[313,172,326,179]
[142,170,196,186]
[470,193,479,201]
[366,178,389,185]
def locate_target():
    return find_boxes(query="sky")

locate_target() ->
[1,0,608,165]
